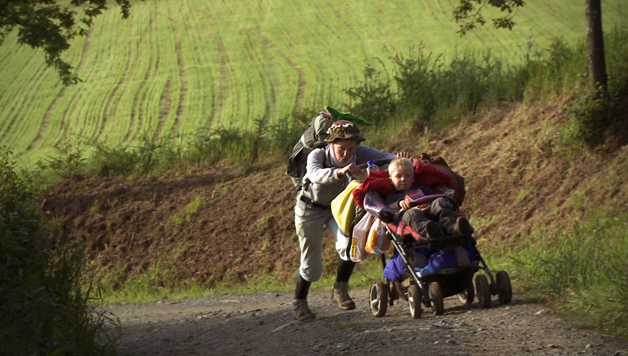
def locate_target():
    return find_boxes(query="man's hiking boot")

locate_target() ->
[292,299,316,322]
[331,282,356,310]
[425,220,443,239]
[454,217,473,236]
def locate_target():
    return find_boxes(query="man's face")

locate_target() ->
[331,139,357,164]
[389,167,414,191]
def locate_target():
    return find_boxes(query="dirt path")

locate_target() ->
[108,289,628,356]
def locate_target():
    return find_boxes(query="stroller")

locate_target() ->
[346,159,512,319]
[335,158,513,318]
[363,200,513,318]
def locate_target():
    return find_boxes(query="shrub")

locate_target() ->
[0,148,119,355]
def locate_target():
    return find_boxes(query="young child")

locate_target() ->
[353,157,473,239]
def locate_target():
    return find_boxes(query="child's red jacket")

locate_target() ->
[352,163,453,208]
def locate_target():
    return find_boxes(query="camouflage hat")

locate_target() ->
[324,120,366,143]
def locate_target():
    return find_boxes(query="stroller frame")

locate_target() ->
[368,221,512,318]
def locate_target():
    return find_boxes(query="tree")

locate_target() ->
[453,0,608,100]
[586,0,607,100]
[0,0,135,85]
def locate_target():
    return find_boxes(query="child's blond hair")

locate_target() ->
[388,157,413,174]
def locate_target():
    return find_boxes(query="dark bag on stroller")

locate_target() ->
[383,245,475,282]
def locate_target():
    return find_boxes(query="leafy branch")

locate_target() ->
[453,0,525,35]
[0,0,136,85]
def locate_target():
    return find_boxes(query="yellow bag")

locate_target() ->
[331,180,361,237]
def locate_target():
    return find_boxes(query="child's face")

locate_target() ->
[390,167,413,191]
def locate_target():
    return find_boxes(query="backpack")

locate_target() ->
[417,153,466,206]
[287,110,334,189]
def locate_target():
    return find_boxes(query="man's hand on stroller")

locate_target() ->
[396,151,413,159]
[337,163,360,178]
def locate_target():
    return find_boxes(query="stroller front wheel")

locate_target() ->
[475,274,492,308]
[496,271,513,304]
[429,282,444,315]
[407,284,423,319]
[369,281,389,317]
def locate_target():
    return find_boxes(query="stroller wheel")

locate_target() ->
[429,282,444,315]
[369,281,389,317]
[475,274,491,308]
[496,271,513,304]
[407,284,422,319]
[457,280,475,305]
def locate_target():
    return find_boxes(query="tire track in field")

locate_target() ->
[94,17,135,144]
[242,0,253,12]
[0,51,44,144]
[194,1,221,130]
[366,0,404,54]
[210,34,235,128]
[259,32,307,114]
[389,0,415,20]
[516,6,553,44]
[124,3,156,143]
[414,0,440,21]
[154,77,172,141]
[323,0,362,40]
[25,25,95,152]
[243,33,271,121]
[165,0,188,134]
[306,2,362,95]
[241,0,268,119]
[422,0,492,53]
[541,2,582,32]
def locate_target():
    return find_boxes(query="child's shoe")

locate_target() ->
[455,217,473,236]
[425,220,443,239]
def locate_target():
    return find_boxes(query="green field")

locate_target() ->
[0,0,626,166]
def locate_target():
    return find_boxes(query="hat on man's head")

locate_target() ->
[324,120,366,143]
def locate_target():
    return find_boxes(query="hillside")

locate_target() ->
[38,96,628,294]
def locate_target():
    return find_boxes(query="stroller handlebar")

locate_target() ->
[357,158,393,170]
[347,158,393,182]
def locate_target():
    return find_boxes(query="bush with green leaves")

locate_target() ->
[0,148,119,355]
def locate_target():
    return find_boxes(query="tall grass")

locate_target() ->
[563,26,628,145]
[351,27,627,145]
[501,210,628,338]
[388,46,528,128]
[35,114,307,181]
[0,149,119,355]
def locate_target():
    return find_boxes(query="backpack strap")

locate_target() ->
[297,149,329,205]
